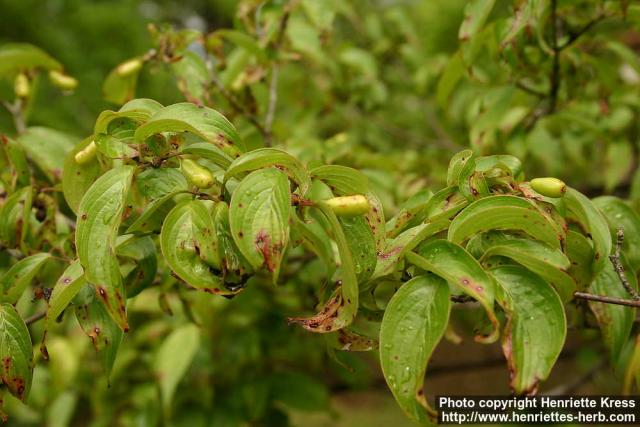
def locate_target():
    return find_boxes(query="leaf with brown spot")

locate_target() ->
[289,204,358,333]
[0,253,51,304]
[0,303,33,401]
[134,102,245,157]
[225,148,310,190]
[73,285,122,378]
[564,188,611,274]
[380,274,450,424]
[0,186,32,249]
[407,239,499,343]
[448,195,563,249]
[75,165,135,331]
[491,266,566,395]
[161,199,231,294]
[229,168,291,280]
[327,329,378,352]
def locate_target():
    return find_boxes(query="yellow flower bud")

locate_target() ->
[14,73,30,98]
[323,195,370,217]
[48,70,78,90]
[116,58,143,77]
[74,141,97,165]
[530,177,567,198]
[181,159,214,189]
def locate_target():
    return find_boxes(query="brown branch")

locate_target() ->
[548,0,560,114]
[25,311,46,326]
[263,5,291,146]
[557,14,607,51]
[609,227,640,300]
[574,291,640,308]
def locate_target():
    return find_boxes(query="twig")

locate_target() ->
[1,99,26,134]
[264,65,279,146]
[263,5,291,146]
[609,227,640,300]
[548,0,560,114]
[557,14,607,51]
[574,291,640,308]
[25,311,46,326]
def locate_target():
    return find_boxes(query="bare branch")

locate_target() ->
[25,311,46,326]
[609,227,640,300]
[574,291,640,308]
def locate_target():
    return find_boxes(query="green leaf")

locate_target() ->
[588,261,637,361]
[216,30,268,62]
[76,166,135,331]
[408,240,499,343]
[62,137,102,214]
[341,215,376,282]
[385,189,433,237]
[94,99,162,134]
[0,303,33,401]
[16,127,76,182]
[565,229,594,290]
[160,199,232,294]
[0,253,51,304]
[154,324,200,412]
[448,195,563,249]
[116,235,157,297]
[422,186,468,224]
[372,219,450,281]
[136,168,189,200]
[459,0,496,41]
[126,191,189,234]
[491,266,566,394]
[172,51,208,101]
[102,60,140,105]
[447,149,474,186]
[134,103,245,156]
[564,188,612,274]
[289,204,358,332]
[309,165,368,196]
[229,168,291,277]
[225,148,309,189]
[213,201,253,288]
[1,136,30,191]
[74,284,123,377]
[45,261,86,332]
[180,142,233,170]
[0,186,32,249]
[475,154,524,180]
[0,43,61,76]
[478,235,576,302]
[379,275,450,424]
[593,196,640,273]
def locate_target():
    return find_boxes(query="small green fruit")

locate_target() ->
[323,195,370,217]
[116,58,143,77]
[530,177,567,198]
[74,141,97,165]
[48,70,78,90]
[181,159,214,189]
[14,73,30,98]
